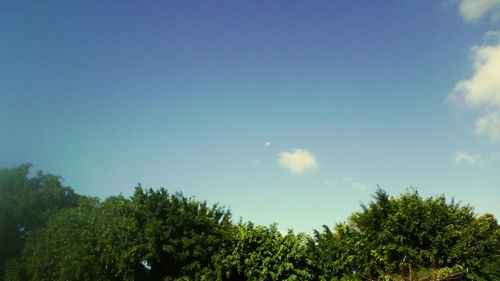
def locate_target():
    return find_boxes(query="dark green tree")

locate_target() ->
[131,186,233,280]
[19,195,149,281]
[321,188,500,280]
[2,164,498,281]
[218,222,314,281]
[309,225,360,281]
[0,164,79,280]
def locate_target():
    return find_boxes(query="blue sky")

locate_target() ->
[2,0,500,233]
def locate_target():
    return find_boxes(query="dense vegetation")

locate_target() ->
[0,165,498,280]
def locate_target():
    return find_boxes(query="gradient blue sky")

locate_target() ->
[2,0,500,233]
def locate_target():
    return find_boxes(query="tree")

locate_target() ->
[19,195,149,281]
[0,164,79,280]
[321,188,500,280]
[218,222,314,281]
[131,186,233,280]
[20,197,106,281]
[2,164,498,281]
[309,225,360,281]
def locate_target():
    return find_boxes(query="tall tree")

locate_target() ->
[19,196,149,281]
[131,186,233,280]
[0,164,79,280]
[326,188,500,280]
[218,222,314,281]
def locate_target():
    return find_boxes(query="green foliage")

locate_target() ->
[309,225,360,281]
[131,186,233,280]
[11,185,233,281]
[217,222,314,281]
[21,199,105,281]
[461,213,500,280]
[317,188,500,280]
[19,195,148,281]
[1,165,499,281]
[0,164,79,280]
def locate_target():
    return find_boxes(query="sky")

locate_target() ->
[1,0,500,233]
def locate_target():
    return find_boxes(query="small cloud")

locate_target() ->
[454,150,479,164]
[453,150,500,166]
[487,151,500,162]
[251,160,263,166]
[325,180,338,187]
[458,0,500,22]
[475,112,500,142]
[341,177,367,190]
[342,177,354,183]
[351,181,367,190]
[278,148,318,175]
[265,141,271,147]
[485,30,500,41]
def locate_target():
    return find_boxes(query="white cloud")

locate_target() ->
[251,159,263,166]
[342,177,368,190]
[449,43,500,109]
[454,150,479,164]
[453,150,500,165]
[278,148,318,175]
[264,141,271,147]
[449,36,500,142]
[351,181,368,190]
[325,180,338,187]
[476,112,500,142]
[458,0,500,22]
[485,30,500,41]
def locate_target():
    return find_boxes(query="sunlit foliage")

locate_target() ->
[0,165,498,281]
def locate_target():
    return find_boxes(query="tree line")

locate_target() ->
[0,164,498,280]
